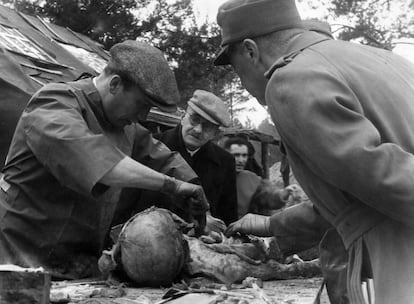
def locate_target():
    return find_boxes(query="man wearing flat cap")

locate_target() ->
[156,90,238,229]
[214,0,414,303]
[0,40,209,279]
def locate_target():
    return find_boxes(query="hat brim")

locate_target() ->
[213,45,231,66]
[188,101,221,126]
[146,94,177,113]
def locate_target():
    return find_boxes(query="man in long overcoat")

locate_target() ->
[214,0,414,303]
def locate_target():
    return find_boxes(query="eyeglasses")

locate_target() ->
[186,112,219,133]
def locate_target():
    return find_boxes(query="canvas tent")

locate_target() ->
[0,4,110,165]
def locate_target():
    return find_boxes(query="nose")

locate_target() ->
[192,123,203,133]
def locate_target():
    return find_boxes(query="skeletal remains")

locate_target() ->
[98,207,320,286]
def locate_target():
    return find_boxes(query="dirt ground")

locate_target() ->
[51,277,330,303]
[261,277,329,303]
[123,277,330,304]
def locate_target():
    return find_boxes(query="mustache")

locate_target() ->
[188,132,203,140]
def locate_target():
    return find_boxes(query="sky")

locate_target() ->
[193,0,330,24]
[192,0,226,22]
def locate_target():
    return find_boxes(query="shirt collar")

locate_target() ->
[70,77,113,129]
[186,147,200,157]
[176,124,220,165]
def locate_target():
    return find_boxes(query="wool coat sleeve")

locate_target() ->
[267,55,414,228]
[269,201,332,255]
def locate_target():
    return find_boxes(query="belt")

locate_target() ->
[333,202,385,249]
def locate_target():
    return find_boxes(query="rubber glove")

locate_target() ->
[161,176,210,214]
[205,214,226,234]
[225,213,271,237]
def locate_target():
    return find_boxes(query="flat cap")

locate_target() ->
[109,40,180,112]
[214,0,302,66]
[187,90,231,127]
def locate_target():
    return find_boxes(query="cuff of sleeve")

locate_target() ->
[160,176,179,195]
[263,216,271,235]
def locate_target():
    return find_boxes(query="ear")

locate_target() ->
[108,75,123,95]
[180,109,187,119]
[241,39,261,65]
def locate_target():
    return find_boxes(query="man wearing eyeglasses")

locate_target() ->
[156,90,238,230]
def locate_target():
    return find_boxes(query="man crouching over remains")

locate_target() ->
[0,40,209,279]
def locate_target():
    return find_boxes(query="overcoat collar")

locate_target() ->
[69,77,113,129]
[265,31,331,79]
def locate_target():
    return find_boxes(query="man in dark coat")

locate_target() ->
[214,0,414,303]
[156,90,238,227]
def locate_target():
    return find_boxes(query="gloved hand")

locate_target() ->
[176,181,210,215]
[175,182,209,236]
[161,176,210,214]
[205,214,226,234]
[225,213,271,237]
[161,176,209,236]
